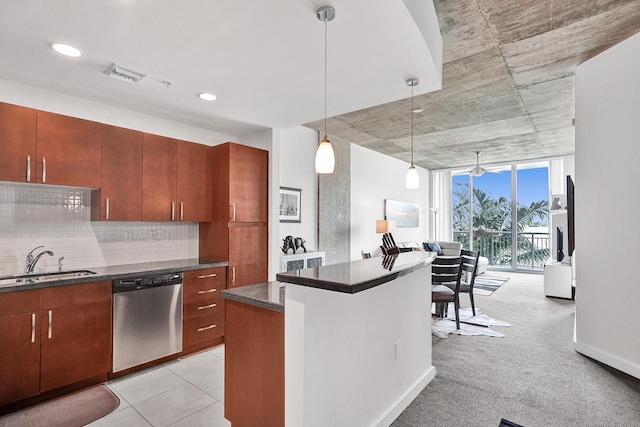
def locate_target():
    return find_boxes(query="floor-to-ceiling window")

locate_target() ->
[452,161,549,272]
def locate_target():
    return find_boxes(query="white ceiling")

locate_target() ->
[0,0,442,137]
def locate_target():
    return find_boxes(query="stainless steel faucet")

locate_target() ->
[25,246,55,274]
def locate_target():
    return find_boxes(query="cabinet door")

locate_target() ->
[177,141,210,222]
[229,262,268,288]
[40,281,112,392]
[94,125,143,221]
[229,143,268,223]
[0,102,37,183]
[229,225,268,266]
[35,111,102,187]
[0,312,41,405]
[142,133,177,221]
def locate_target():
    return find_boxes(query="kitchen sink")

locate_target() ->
[0,270,97,287]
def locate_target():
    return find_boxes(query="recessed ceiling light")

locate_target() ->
[51,43,82,58]
[198,93,217,101]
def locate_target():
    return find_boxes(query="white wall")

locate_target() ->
[278,127,319,252]
[574,32,640,379]
[351,144,430,260]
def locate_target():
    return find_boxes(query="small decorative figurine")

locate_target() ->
[281,236,307,254]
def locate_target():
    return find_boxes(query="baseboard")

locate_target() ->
[574,340,640,380]
[373,365,437,427]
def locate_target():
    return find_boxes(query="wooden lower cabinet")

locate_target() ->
[225,300,284,427]
[0,281,112,407]
[0,289,41,406]
[182,267,226,353]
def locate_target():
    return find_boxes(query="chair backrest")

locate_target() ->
[460,249,479,285]
[431,256,462,291]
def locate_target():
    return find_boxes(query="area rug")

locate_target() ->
[431,306,511,338]
[0,385,119,427]
[473,275,509,295]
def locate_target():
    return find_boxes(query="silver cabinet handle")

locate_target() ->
[171,202,175,221]
[106,197,110,220]
[197,288,217,294]
[48,310,52,339]
[230,204,236,222]
[197,303,217,310]
[180,202,184,221]
[196,273,217,279]
[31,313,35,343]
[197,324,217,332]
[42,157,46,183]
[26,155,31,182]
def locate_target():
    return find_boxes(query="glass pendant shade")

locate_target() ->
[406,165,419,189]
[315,136,335,174]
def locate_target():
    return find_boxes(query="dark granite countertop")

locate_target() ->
[276,251,436,294]
[222,281,285,312]
[0,257,228,293]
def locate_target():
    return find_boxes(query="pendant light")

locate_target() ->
[315,6,336,174]
[406,78,420,189]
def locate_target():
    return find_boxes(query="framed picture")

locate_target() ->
[280,187,302,223]
[385,199,419,227]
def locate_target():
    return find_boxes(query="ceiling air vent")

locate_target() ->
[104,64,147,84]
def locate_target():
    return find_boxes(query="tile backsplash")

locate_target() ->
[0,183,198,276]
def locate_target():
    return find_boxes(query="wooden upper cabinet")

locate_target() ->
[35,111,102,187]
[0,102,37,183]
[228,143,268,223]
[142,133,177,221]
[177,141,211,222]
[92,125,143,221]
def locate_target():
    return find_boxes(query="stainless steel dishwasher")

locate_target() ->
[112,272,183,373]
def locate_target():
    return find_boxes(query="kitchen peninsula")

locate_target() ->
[222,251,436,427]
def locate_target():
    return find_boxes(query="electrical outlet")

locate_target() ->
[150,231,157,242]
[395,341,401,360]
[124,232,132,243]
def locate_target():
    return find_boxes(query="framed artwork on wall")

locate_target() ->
[280,187,302,223]
[385,199,419,227]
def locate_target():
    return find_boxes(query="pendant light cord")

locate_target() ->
[411,84,414,166]
[324,19,328,138]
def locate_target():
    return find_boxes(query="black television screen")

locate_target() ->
[567,175,575,257]
[556,226,564,262]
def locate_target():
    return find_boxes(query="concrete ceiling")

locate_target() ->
[0,0,441,138]
[305,0,640,171]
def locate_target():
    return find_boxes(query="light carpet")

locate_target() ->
[473,275,509,295]
[431,306,511,338]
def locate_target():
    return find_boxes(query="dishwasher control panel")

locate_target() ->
[113,272,183,293]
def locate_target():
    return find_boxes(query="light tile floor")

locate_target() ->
[88,345,230,427]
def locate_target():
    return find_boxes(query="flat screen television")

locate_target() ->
[556,226,564,262]
[566,175,575,257]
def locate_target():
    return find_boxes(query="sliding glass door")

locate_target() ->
[452,162,549,272]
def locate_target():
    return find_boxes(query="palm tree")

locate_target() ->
[452,182,549,268]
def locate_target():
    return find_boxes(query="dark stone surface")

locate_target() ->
[276,251,436,294]
[0,258,228,293]
[222,281,285,313]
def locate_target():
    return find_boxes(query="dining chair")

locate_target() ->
[445,249,480,316]
[431,255,463,330]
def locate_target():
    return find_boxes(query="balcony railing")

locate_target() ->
[453,230,550,271]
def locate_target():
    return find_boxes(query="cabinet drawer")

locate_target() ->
[183,281,224,304]
[184,295,224,320]
[183,311,225,348]
[0,289,41,316]
[184,267,226,288]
